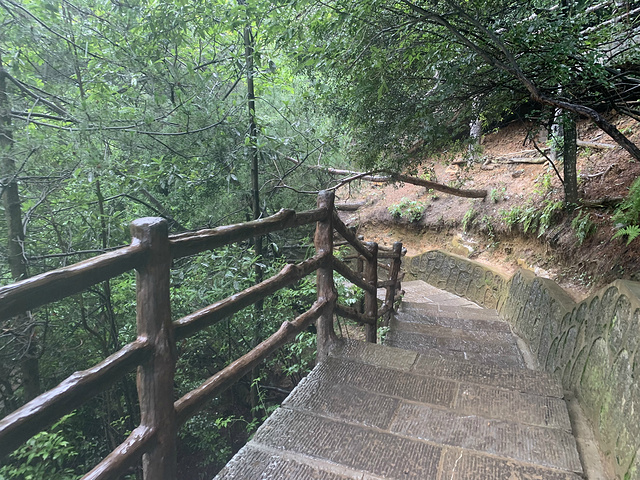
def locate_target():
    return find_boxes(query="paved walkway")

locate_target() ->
[215,281,584,479]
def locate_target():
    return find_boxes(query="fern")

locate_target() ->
[538,201,563,237]
[613,177,640,226]
[613,225,640,245]
[571,211,596,245]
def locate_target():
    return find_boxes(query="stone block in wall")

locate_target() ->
[455,270,471,297]
[628,310,640,360]
[566,344,589,391]
[577,338,610,433]
[609,294,632,355]
[599,349,635,474]
[544,335,561,374]
[557,324,578,377]
[592,286,620,341]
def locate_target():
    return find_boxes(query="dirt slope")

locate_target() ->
[336,115,640,300]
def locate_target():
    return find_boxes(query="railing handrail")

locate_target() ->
[0,191,404,480]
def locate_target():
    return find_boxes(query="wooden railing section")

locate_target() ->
[0,191,404,480]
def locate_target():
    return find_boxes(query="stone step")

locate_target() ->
[217,443,583,480]
[400,280,483,309]
[297,352,570,430]
[395,310,511,334]
[216,343,582,479]
[385,331,524,367]
[387,320,519,355]
[390,297,524,367]
[333,340,563,398]
[399,301,501,322]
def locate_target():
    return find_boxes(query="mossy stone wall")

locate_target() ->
[406,250,640,480]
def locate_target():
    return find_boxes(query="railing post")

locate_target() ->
[130,218,177,480]
[315,191,337,362]
[356,255,364,315]
[364,242,378,343]
[384,242,403,326]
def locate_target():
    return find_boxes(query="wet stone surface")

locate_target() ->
[283,377,400,430]
[215,446,362,480]
[439,448,584,480]
[454,383,572,430]
[411,353,563,397]
[253,409,443,479]
[386,330,525,368]
[394,310,511,334]
[390,402,582,473]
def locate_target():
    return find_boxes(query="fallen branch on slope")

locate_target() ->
[285,157,487,199]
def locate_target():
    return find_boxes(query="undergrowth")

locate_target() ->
[388,198,426,223]
[612,176,640,245]
[499,200,563,237]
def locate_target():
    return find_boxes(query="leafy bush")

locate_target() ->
[388,203,403,219]
[489,186,506,203]
[387,198,426,223]
[0,414,78,480]
[500,206,524,229]
[538,200,564,237]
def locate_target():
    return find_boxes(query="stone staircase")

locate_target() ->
[215,280,585,479]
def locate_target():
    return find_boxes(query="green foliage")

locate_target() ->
[499,200,563,236]
[538,201,564,237]
[500,205,524,229]
[534,172,555,197]
[377,325,390,343]
[479,215,498,248]
[612,177,640,245]
[489,187,506,203]
[388,198,426,223]
[613,225,640,246]
[0,414,78,480]
[571,211,596,245]
[462,207,477,232]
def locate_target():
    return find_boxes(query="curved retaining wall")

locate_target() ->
[406,250,640,480]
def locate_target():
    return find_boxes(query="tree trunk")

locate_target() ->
[96,179,120,352]
[244,22,264,418]
[562,112,579,205]
[0,57,40,401]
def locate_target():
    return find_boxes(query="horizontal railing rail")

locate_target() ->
[0,191,404,480]
[0,339,153,459]
[0,244,147,321]
[174,253,327,340]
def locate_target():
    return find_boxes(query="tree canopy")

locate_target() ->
[292,0,640,169]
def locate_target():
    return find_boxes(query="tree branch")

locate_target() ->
[284,156,487,198]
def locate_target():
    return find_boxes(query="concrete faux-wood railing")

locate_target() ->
[0,190,404,480]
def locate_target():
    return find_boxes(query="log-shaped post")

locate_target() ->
[364,242,378,343]
[384,242,403,326]
[356,255,364,315]
[315,191,337,361]
[130,218,177,480]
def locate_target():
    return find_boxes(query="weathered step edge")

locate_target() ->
[331,339,564,397]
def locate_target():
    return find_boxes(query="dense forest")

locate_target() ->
[1,0,639,478]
